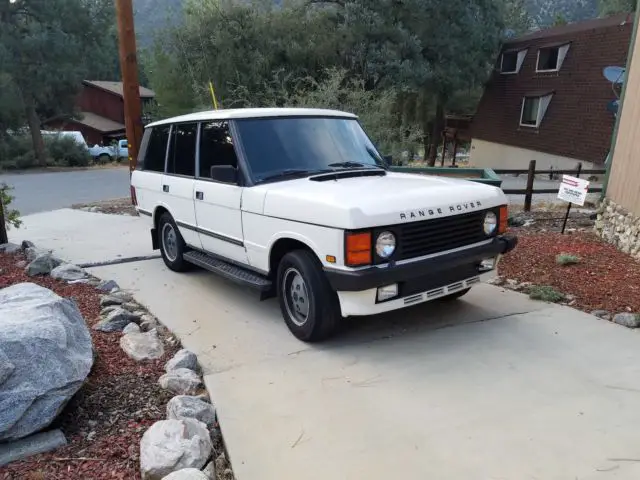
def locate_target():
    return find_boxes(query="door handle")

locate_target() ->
[163,185,169,193]
[195,191,204,200]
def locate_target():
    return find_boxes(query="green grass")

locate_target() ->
[556,253,581,266]
[528,285,566,303]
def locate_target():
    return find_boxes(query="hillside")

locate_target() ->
[132,0,604,45]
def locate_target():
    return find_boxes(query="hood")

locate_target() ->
[256,171,507,230]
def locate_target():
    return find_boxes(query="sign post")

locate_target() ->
[558,163,589,234]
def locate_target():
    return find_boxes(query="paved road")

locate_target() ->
[11,210,640,480]
[0,167,130,215]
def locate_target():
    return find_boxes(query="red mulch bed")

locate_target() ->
[500,230,640,314]
[0,251,179,480]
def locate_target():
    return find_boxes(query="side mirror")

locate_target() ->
[211,165,237,184]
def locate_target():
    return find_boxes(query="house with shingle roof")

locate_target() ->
[43,80,155,146]
[469,13,634,171]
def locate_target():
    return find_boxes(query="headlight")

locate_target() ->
[484,211,498,235]
[376,231,396,259]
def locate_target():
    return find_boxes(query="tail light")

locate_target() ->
[499,205,508,234]
[345,232,372,267]
[130,186,138,206]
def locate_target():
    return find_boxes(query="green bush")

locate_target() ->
[45,136,91,167]
[528,285,566,303]
[1,183,21,230]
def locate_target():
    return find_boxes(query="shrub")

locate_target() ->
[528,285,565,303]
[45,136,91,167]
[0,134,92,169]
[1,183,21,230]
[556,253,580,266]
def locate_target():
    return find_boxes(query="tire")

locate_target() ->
[97,153,111,164]
[158,212,190,272]
[439,287,471,301]
[277,250,341,342]
[117,156,127,163]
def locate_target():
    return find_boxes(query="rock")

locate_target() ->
[26,253,63,276]
[0,283,93,441]
[20,240,35,251]
[15,261,26,268]
[161,468,210,480]
[202,462,216,479]
[0,429,67,467]
[613,313,640,328]
[96,279,119,292]
[165,349,198,373]
[166,396,216,429]
[120,329,165,361]
[94,307,139,333]
[0,243,21,254]
[100,305,120,316]
[100,295,124,307]
[507,215,526,227]
[159,369,202,395]
[24,247,48,262]
[123,301,140,311]
[591,310,611,320]
[505,278,519,289]
[123,323,141,335]
[139,419,212,480]
[50,264,87,282]
[109,290,133,302]
[140,314,160,331]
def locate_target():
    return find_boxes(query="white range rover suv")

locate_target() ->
[131,108,517,342]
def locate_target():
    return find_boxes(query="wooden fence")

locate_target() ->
[494,160,605,212]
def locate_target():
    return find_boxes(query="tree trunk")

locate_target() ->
[24,96,46,166]
[426,99,444,167]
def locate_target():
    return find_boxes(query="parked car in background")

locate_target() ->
[41,131,128,163]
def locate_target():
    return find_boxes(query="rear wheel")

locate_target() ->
[97,153,111,164]
[158,212,190,272]
[277,250,341,342]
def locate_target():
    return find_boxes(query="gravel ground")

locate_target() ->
[72,197,137,217]
[0,251,234,480]
[500,228,640,316]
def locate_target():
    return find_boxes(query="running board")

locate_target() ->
[183,251,272,292]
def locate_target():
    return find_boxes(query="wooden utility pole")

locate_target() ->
[115,0,143,184]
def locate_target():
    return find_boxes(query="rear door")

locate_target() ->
[162,123,199,248]
[193,120,247,263]
[131,125,169,216]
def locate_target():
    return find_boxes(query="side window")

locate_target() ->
[167,123,197,177]
[199,121,238,179]
[142,125,170,172]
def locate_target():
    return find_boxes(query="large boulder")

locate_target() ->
[140,418,212,480]
[0,283,93,441]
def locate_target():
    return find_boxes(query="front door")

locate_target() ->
[194,120,247,263]
[162,123,199,248]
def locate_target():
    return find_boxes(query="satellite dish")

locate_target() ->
[607,99,619,114]
[604,66,625,84]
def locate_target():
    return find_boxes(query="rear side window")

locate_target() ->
[167,123,197,177]
[142,125,170,172]
[199,121,238,178]
[143,125,171,172]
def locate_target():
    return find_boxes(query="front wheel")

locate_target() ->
[158,212,190,272]
[277,250,341,342]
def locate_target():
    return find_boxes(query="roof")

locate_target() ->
[83,80,156,99]
[146,108,358,128]
[506,12,634,46]
[73,112,125,132]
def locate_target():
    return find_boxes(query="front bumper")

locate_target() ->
[324,234,518,293]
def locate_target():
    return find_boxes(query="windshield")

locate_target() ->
[234,117,386,183]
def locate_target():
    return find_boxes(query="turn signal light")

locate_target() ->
[346,232,372,267]
[499,205,508,234]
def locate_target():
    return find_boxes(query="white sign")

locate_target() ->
[557,175,590,206]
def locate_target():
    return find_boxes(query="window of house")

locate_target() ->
[166,123,197,177]
[501,49,527,74]
[536,44,570,72]
[520,94,553,128]
[141,125,170,172]
[198,121,239,179]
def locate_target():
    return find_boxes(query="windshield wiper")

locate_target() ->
[257,169,326,183]
[327,161,383,169]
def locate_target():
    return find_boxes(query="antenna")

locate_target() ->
[603,66,625,84]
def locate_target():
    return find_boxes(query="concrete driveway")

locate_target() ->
[10,210,640,480]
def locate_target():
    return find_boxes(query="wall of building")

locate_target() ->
[469,139,596,170]
[607,23,640,216]
[78,86,124,124]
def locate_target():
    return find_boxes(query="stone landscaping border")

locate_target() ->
[0,241,235,479]
[595,198,640,259]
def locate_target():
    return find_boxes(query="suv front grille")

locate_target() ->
[394,210,492,261]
